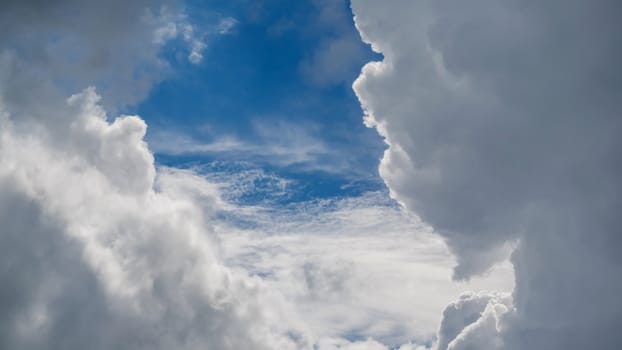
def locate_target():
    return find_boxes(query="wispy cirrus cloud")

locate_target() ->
[148,119,377,178]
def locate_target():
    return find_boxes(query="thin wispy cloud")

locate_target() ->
[148,120,377,178]
[158,166,514,346]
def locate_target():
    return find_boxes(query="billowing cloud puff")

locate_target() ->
[0,1,313,346]
[436,292,511,350]
[352,0,622,348]
[0,87,310,349]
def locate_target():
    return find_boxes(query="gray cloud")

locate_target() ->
[352,0,622,348]
[0,0,172,111]
[0,0,214,113]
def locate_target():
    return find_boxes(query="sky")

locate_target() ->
[0,1,620,350]
[139,0,387,202]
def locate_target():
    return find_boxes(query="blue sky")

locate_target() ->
[136,0,385,204]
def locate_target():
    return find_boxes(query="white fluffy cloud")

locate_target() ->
[0,87,312,349]
[436,291,512,350]
[0,1,300,348]
[352,0,622,348]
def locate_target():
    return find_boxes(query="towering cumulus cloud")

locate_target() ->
[352,0,622,349]
[0,87,306,350]
[0,1,307,349]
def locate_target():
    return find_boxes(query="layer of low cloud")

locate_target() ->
[352,0,622,348]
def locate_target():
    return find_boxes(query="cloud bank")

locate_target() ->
[352,0,622,348]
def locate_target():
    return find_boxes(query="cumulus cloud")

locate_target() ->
[0,87,313,349]
[436,292,512,350]
[0,1,301,348]
[352,0,622,348]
